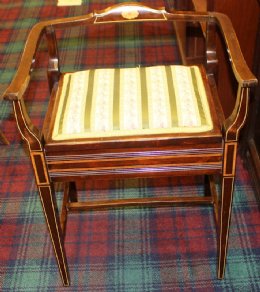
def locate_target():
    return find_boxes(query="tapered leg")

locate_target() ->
[218,176,235,278]
[218,142,237,279]
[29,151,70,286]
[12,100,70,285]
[38,184,70,286]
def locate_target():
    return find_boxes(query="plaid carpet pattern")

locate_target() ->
[0,1,260,291]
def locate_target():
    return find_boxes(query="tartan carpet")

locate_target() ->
[0,1,260,291]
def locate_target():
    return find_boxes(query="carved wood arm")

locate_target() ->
[210,12,258,140]
[211,12,257,87]
[3,22,46,101]
[1,14,93,102]
[1,12,96,144]
[1,14,94,146]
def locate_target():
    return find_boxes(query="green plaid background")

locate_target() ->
[0,1,260,291]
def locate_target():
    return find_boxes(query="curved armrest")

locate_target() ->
[211,12,257,88]
[2,13,95,101]
[2,22,46,101]
[209,12,257,140]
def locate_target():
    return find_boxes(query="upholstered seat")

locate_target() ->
[52,65,213,140]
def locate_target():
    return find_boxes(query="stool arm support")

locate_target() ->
[2,22,46,101]
[1,13,95,102]
[210,12,258,140]
[211,12,257,88]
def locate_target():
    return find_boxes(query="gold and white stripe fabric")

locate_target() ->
[52,65,213,140]
[57,0,82,6]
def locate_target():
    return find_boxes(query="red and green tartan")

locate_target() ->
[0,1,260,291]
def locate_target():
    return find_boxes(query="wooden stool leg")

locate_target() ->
[38,184,70,286]
[12,100,70,285]
[218,176,235,278]
[29,151,70,286]
[60,182,78,237]
[218,142,237,279]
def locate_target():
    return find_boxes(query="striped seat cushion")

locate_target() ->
[52,65,213,140]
